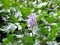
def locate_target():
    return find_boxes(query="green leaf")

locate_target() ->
[0,0,11,9]
[22,35,34,45]
[21,23,26,29]
[10,15,18,23]
[56,12,60,18]
[58,22,60,27]
[37,27,49,36]
[12,2,18,7]
[45,16,56,23]
[19,8,31,19]
[47,26,58,41]
[3,34,15,45]
[3,39,10,45]
[25,35,34,45]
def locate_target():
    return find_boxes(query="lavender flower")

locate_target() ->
[27,13,38,30]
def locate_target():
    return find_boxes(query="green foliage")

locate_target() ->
[0,0,11,9]
[22,35,34,45]
[3,34,15,45]
[10,15,18,23]
[47,26,58,41]
[19,8,31,19]
[0,0,60,45]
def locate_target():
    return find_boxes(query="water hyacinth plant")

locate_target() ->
[0,0,60,45]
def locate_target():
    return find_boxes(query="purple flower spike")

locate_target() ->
[27,13,38,30]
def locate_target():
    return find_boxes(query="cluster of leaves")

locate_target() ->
[0,0,60,45]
